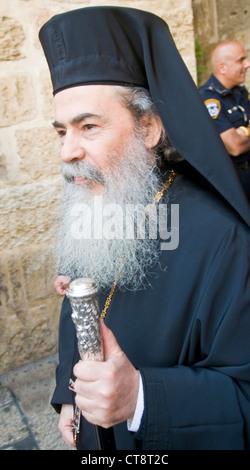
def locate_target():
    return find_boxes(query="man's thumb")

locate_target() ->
[100,319,120,361]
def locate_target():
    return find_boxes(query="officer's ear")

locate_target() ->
[141,114,163,150]
[218,62,227,75]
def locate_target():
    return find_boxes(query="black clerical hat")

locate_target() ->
[39,6,250,226]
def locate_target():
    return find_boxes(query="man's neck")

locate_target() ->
[212,73,242,91]
[212,74,231,90]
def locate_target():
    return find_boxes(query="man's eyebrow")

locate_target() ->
[52,113,100,128]
[238,55,247,62]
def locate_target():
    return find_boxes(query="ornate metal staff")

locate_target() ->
[66,278,116,450]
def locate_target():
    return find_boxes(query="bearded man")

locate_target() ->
[54,85,179,292]
[39,7,250,450]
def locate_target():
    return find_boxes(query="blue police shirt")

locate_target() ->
[199,74,250,163]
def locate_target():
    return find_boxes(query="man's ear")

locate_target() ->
[141,115,163,149]
[218,62,227,75]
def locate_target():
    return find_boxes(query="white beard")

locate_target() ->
[55,133,166,291]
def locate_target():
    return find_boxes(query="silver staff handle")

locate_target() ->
[66,278,103,361]
[66,278,116,450]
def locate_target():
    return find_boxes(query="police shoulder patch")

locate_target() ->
[204,99,221,119]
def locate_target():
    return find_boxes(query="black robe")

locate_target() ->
[51,170,250,450]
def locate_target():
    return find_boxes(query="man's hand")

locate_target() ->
[58,404,75,447]
[54,275,71,296]
[73,320,140,428]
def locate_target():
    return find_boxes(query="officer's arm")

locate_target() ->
[220,126,250,156]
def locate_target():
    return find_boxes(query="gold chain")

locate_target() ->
[100,169,176,319]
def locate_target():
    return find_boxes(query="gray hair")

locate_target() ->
[115,85,183,163]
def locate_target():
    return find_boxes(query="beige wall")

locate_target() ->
[0,0,195,374]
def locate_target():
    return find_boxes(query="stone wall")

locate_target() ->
[0,0,196,374]
[192,0,250,88]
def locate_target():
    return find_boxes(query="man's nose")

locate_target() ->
[244,58,250,69]
[61,134,85,163]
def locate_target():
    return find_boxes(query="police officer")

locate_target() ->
[199,41,250,201]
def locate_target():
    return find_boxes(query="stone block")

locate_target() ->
[0,16,25,60]
[7,259,26,312]
[0,75,35,127]
[0,241,62,374]
[0,178,62,251]
[216,0,250,37]
[16,126,61,182]
[0,314,28,373]
[22,246,57,302]
[17,304,57,360]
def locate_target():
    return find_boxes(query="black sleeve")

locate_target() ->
[51,296,78,412]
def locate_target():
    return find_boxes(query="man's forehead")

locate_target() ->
[54,84,120,114]
[229,44,247,61]
[53,84,130,127]
[54,84,118,102]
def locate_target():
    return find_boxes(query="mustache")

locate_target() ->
[61,161,105,185]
